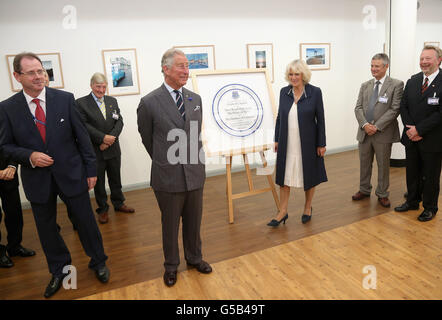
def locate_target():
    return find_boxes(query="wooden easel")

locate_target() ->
[224,149,280,223]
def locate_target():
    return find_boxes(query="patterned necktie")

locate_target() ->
[173,90,186,120]
[98,98,106,119]
[422,77,429,93]
[366,80,380,123]
[32,98,46,143]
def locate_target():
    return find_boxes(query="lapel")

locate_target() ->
[44,88,57,146]
[17,91,46,147]
[378,76,391,98]
[104,95,114,123]
[88,93,106,121]
[423,69,442,99]
[182,87,195,131]
[365,79,375,109]
[160,84,185,128]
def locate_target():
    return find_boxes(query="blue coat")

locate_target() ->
[274,84,327,190]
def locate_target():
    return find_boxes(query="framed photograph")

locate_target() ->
[6,52,65,92]
[247,43,274,82]
[173,45,216,71]
[424,41,440,48]
[300,43,331,71]
[102,48,140,96]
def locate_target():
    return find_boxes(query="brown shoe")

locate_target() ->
[352,191,370,201]
[98,212,109,224]
[378,197,391,208]
[115,204,135,213]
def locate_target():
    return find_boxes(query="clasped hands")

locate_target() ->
[364,123,378,136]
[100,134,116,151]
[406,125,422,141]
[0,167,16,180]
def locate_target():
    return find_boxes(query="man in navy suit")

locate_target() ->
[394,46,442,222]
[0,52,109,298]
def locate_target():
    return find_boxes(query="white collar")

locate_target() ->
[23,87,46,105]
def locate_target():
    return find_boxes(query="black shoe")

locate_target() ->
[8,245,36,257]
[0,248,13,268]
[267,213,288,227]
[417,210,436,222]
[301,207,313,224]
[394,202,419,212]
[186,260,212,274]
[163,270,177,287]
[44,275,65,298]
[95,266,110,283]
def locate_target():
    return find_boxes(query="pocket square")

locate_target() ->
[60,118,64,122]
[194,105,201,111]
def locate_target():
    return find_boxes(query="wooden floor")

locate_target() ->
[83,210,442,300]
[0,150,440,300]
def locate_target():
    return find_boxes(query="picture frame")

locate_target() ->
[299,43,331,71]
[191,68,277,157]
[247,43,274,82]
[424,41,440,48]
[102,48,140,96]
[173,45,216,71]
[6,52,65,92]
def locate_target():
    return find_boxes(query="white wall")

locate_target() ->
[0,0,391,201]
[415,0,442,72]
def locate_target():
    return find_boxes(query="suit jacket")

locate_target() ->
[0,150,18,191]
[355,76,404,143]
[137,84,205,193]
[274,84,327,190]
[400,69,442,152]
[76,93,123,161]
[0,87,97,203]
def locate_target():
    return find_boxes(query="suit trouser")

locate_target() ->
[358,136,392,198]
[30,176,108,276]
[0,186,23,250]
[94,156,125,214]
[405,143,442,213]
[154,188,203,272]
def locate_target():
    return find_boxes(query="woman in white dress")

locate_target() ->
[268,59,327,226]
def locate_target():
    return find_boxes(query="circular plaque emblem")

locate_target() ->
[212,84,264,137]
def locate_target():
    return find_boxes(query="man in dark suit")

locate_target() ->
[137,48,212,287]
[395,45,442,222]
[353,53,404,208]
[0,151,35,268]
[76,73,134,224]
[0,52,110,298]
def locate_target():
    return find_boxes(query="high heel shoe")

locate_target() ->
[301,207,312,224]
[267,213,288,227]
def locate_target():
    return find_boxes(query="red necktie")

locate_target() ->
[32,98,46,143]
[422,77,429,93]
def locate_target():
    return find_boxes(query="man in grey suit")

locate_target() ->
[353,53,404,207]
[76,73,134,224]
[137,48,212,287]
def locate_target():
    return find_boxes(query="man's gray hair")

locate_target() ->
[372,53,390,66]
[161,48,185,73]
[90,72,107,85]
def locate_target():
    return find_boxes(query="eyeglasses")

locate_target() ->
[19,69,45,77]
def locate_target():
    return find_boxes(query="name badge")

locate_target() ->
[378,94,388,104]
[112,112,119,120]
[428,93,439,105]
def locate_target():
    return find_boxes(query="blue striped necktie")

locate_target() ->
[173,90,186,120]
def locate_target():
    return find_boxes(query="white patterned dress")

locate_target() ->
[283,102,304,188]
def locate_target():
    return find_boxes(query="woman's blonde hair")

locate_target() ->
[285,59,311,84]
